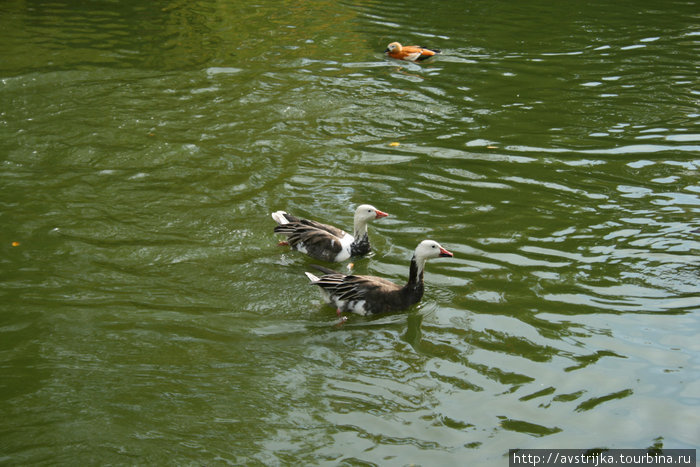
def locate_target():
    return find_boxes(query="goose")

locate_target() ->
[385,42,441,62]
[305,239,453,315]
[271,204,388,263]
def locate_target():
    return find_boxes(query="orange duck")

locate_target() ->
[385,42,441,62]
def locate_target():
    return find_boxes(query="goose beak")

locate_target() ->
[375,210,388,219]
[439,247,453,258]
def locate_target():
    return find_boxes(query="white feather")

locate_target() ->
[333,298,369,316]
[405,51,421,61]
[271,211,289,225]
[306,273,332,303]
[331,233,355,262]
[305,272,319,282]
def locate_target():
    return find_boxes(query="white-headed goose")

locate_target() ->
[305,239,453,315]
[272,204,388,263]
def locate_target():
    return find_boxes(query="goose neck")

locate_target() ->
[407,255,426,287]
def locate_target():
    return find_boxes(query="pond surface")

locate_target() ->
[1,0,699,464]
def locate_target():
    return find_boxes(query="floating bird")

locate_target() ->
[272,205,388,263]
[305,239,453,315]
[385,42,441,62]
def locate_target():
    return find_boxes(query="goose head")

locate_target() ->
[353,204,388,235]
[412,239,453,274]
[415,239,453,261]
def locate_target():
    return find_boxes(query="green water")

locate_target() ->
[1,0,699,465]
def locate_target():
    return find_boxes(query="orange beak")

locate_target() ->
[375,210,388,219]
[439,247,453,258]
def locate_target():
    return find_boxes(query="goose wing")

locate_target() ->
[273,218,347,242]
[314,273,401,302]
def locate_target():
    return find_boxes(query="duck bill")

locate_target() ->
[375,210,389,219]
[439,247,453,257]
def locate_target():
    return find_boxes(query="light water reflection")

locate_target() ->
[1,0,699,464]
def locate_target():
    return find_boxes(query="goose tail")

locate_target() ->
[305,272,320,282]
[271,211,289,225]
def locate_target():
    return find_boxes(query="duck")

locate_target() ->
[305,239,453,315]
[272,204,388,263]
[385,42,441,62]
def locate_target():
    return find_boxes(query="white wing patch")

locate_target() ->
[333,298,370,316]
[405,51,422,61]
[333,233,355,262]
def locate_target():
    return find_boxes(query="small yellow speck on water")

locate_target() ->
[11,241,20,247]
[148,132,155,137]
[389,142,400,147]
[487,145,498,149]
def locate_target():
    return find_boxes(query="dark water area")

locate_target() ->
[1,0,699,464]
